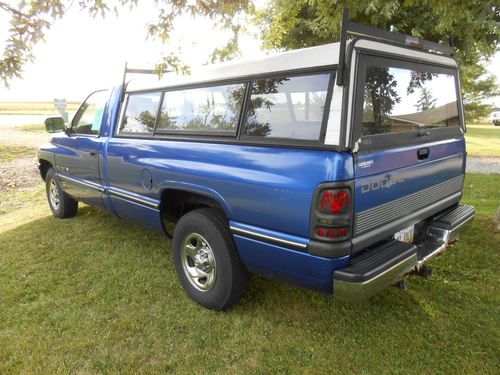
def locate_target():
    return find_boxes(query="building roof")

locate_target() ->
[390,101,458,126]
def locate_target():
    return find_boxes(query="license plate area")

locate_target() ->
[394,225,415,243]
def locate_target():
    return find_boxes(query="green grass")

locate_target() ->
[0,184,45,217]
[462,173,500,215]
[0,101,80,115]
[16,123,46,133]
[0,174,499,374]
[0,145,36,162]
[465,123,500,157]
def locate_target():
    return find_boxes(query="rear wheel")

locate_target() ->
[45,168,78,218]
[172,208,249,310]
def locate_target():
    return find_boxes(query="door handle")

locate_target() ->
[89,151,97,157]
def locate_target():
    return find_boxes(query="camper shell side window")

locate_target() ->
[119,92,162,135]
[116,71,336,147]
[155,83,246,137]
[241,72,333,142]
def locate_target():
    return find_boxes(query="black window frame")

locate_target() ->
[114,67,337,150]
[153,81,247,138]
[351,52,464,152]
[118,91,163,136]
[71,89,110,137]
[239,70,336,146]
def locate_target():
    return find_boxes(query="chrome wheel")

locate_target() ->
[48,179,60,209]
[181,233,217,291]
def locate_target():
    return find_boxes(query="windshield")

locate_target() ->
[359,57,460,136]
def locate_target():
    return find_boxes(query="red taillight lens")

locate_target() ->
[316,226,349,239]
[312,184,352,242]
[320,188,350,214]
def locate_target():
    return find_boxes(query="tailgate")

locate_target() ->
[349,50,466,251]
[353,138,465,242]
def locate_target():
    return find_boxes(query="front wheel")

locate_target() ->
[172,208,249,310]
[45,168,78,218]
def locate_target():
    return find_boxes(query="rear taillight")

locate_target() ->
[311,184,353,243]
[320,188,350,214]
[316,226,349,239]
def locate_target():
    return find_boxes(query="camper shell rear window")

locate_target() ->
[353,54,463,150]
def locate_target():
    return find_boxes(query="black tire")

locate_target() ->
[172,208,249,310]
[45,168,78,218]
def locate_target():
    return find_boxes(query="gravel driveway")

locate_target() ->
[466,157,500,174]
[0,121,49,148]
[0,157,40,192]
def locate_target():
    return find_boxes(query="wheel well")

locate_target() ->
[160,189,226,224]
[39,159,52,181]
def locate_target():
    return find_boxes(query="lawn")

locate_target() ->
[465,124,500,157]
[0,174,498,374]
[17,123,46,133]
[0,145,36,162]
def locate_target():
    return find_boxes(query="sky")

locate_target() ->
[0,1,265,102]
[0,1,498,105]
[390,68,457,115]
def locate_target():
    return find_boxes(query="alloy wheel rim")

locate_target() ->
[181,233,217,291]
[49,179,60,209]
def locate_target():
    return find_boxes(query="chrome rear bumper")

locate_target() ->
[333,204,475,303]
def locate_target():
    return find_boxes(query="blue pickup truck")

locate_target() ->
[38,16,475,310]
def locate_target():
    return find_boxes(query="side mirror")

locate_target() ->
[44,117,65,133]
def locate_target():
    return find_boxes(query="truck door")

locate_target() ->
[348,46,466,253]
[55,90,110,208]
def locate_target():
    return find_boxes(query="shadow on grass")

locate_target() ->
[0,205,498,374]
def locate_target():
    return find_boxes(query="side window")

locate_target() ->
[242,73,330,141]
[119,92,162,134]
[72,90,109,135]
[156,83,245,134]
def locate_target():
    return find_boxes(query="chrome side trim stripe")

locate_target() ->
[58,173,103,192]
[230,226,308,250]
[108,187,160,209]
[57,173,159,209]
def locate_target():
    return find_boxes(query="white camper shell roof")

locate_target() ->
[126,43,341,93]
[125,39,457,94]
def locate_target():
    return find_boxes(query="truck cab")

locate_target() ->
[37,12,475,310]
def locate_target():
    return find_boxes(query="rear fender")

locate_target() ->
[158,181,232,218]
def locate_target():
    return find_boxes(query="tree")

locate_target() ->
[415,88,437,112]
[1,1,498,120]
[0,0,254,84]
[0,1,65,85]
[363,66,400,133]
[137,110,156,132]
[257,0,499,120]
